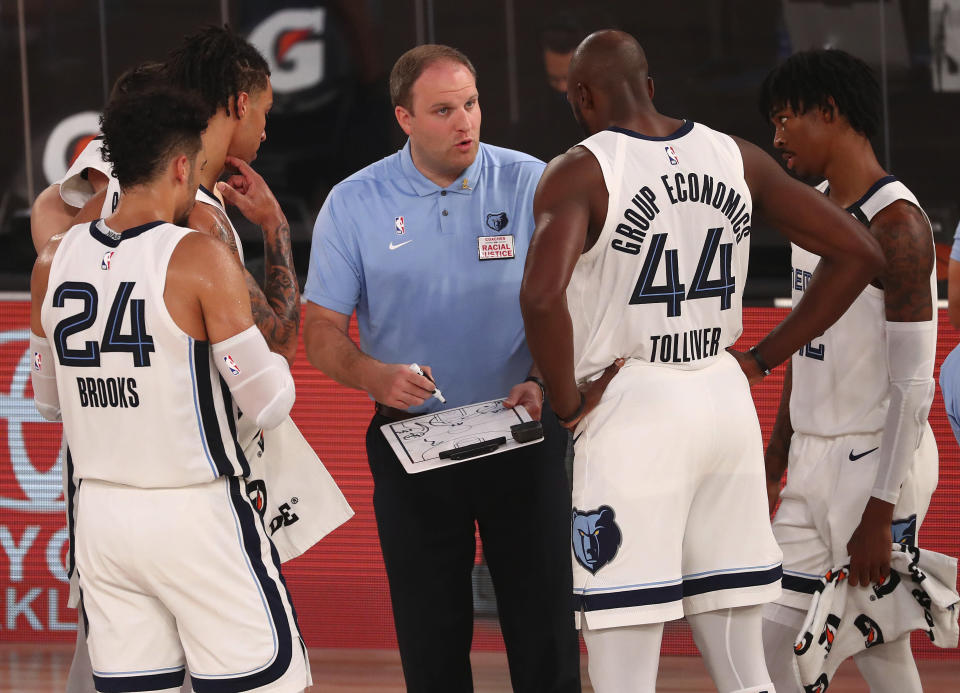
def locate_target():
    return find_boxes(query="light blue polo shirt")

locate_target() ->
[952,220,960,261]
[940,343,960,445]
[304,141,546,413]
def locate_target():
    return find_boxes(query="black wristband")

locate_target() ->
[557,392,586,424]
[524,376,545,401]
[748,345,772,376]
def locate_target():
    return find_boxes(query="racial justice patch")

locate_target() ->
[478,234,515,260]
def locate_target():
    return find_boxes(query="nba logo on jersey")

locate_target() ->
[32,351,42,372]
[394,216,405,235]
[665,146,679,165]
[224,354,242,376]
[101,251,115,270]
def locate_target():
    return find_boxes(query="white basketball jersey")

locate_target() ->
[568,123,752,382]
[58,137,121,217]
[789,177,936,436]
[40,220,249,487]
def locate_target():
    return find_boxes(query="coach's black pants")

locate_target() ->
[366,403,580,693]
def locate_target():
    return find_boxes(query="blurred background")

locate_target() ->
[1,0,957,297]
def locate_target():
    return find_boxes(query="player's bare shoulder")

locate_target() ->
[535,145,607,227]
[188,201,241,261]
[870,198,934,320]
[31,232,69,293]
[539,145,604,196]
[869,198,933,264]
[169,229,244,289]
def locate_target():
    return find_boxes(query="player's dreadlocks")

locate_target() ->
[100,86,207,189]
[164,24,270,121]
[758,49,881,140]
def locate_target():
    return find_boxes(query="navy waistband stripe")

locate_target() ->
[92,669,185,692]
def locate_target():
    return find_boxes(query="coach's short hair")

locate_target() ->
[165,24,270,120]
[100,86,207,189]
[389,44,477,112]
[758,49,881,139]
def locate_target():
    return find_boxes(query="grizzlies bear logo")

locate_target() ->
[485,212,508,232]
[572,505,622,574]
[891,514,917,545]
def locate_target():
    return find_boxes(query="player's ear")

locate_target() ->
[821,96,837,124]
[235,91,249,119]
[395,105,413,136]
[173,154,189,183]
[576,81,592,110]
[647,76,655,100]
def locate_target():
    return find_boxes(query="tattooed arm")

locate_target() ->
[190,177,300,365]
[248,215,300,365]
[847,199,935,587]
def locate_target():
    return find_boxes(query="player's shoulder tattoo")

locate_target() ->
[871,200,933,321]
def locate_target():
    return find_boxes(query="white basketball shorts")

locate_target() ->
[75,476,311,693]
[771,423,938,611]
[571,353,783,629]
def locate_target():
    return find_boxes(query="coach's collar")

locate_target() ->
[400,140,482,197]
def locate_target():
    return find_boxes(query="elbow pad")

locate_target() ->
[873,320,936,504]
[30,333,61,421]
[212,326,295,430]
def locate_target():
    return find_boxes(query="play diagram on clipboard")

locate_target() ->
[381,398,544,473]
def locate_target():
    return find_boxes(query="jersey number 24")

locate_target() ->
[52,281,155,367]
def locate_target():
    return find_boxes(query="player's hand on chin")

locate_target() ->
[217,156,284,230]
[846,496,895,587]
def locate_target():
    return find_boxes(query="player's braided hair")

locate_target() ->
[164,24,270,120]
[100,86,207,189]
[758,49,881,139]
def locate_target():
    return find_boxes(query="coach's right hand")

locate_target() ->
[366,362,436,410]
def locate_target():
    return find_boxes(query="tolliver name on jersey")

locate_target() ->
[649,327,722,364]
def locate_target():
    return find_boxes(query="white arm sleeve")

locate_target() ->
[872,320,936,503]
[212,325,295,430]
[30,333,61,421]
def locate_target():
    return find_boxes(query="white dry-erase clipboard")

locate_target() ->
[381,398,545,473]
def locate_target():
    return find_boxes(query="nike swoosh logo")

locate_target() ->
[389,240,413,250]
[849,447,879,461]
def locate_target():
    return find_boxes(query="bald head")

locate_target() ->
[569,30,649,99]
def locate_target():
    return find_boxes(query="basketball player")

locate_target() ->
[30,86,309,693]
[164,25,299,364]
[519,31,884,693]
[758,50,937,693]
